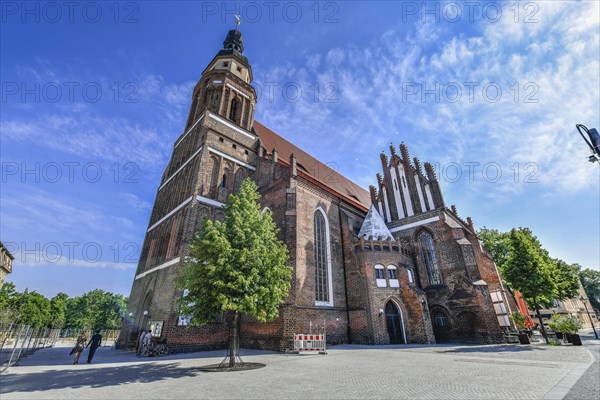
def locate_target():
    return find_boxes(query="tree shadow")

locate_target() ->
[1,362,198,394]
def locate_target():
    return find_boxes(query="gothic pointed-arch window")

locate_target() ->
[229,98,239,123]
[418,231,442,285]
[314,208,332,305]
[407,269,415,284]
[221,174,227,188]
[233,168,245,192]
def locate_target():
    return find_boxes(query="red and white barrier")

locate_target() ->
[294,334,326,354]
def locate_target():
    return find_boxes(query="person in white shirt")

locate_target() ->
[143,329,153,346]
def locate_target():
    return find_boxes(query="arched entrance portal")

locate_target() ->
[457,312,480,342]
[385,301,405,344]
[432,310,451,343]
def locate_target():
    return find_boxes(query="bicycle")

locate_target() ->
[136,340,168,357]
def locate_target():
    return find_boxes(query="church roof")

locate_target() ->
[357,205,395,241]
[253,121,370,211]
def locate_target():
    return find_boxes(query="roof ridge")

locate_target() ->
[253,121,370,209]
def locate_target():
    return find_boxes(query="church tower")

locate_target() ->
[121,28,260,350]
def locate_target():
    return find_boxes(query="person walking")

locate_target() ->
[70,332,87,364]
[86,330,102,364]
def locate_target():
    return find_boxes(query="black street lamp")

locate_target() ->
[580,296,599,339]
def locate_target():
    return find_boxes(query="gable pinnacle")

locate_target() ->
[424,162,437,181]
[399,143,411,166]
[380,152,389,170]
[414,157,423,175]
[451,205,458,216]
[389,143,398,159]
[369,185,378,203]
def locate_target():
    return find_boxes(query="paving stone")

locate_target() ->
[1,337,597,400]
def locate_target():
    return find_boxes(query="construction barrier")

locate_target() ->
[294,334,326,354]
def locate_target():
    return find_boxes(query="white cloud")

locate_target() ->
[2,115,169,167]
[12,251,134,270]
[254,1,599,201]
[118,192,152,211]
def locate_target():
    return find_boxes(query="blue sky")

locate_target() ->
[1,1,599,298]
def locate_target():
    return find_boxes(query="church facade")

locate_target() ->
[120,29,516,352]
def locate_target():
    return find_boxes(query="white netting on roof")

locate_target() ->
[358,205,395,241]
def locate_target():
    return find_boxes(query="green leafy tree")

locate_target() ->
[49,292,69,328]
[502,228,557,343]
[0,282,20,323]
[65,290,127,330]
[177,178,291,367]
[477,227,511,270]
[577,267,600,312]
[552,259,580,301]
[97,293,127,330]
[14,290,51,327]
[65,296,89,330]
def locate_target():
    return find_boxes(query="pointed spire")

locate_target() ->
[358,205,395,241]
[376,173,383,186]
[369,185,378,203]
[389,143,398,159]
[424,162,437,181]
[399,143,411,165]
[290,153,297,176]
[413,157,423,175]
[451,205,458,216]
[380,152,389,170]
[467,216,474,230]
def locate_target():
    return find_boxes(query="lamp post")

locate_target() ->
[580,296,599,339]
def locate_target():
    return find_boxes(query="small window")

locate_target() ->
[221,174,227,188]
[237,66,242,72]
[244,149,249,155]
[407,269,414,283]
[232,144,237,149]
[219,137,224,143]
[387,265,399,287]
[394,179,398,190]
[434,311,449,327]
[387,267,397,280]
[375,265,386,287]
[223,61,229,67]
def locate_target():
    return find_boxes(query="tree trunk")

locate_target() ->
[534,303,549,344]
[228,311,240,367]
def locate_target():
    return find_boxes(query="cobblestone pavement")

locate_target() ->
[564,329,600,400]
[0,337,595,400]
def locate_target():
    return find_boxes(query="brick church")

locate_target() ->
[121,29,516,352]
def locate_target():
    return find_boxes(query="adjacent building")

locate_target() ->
[120,29,515,352]
[529,280,598,329]
[0,241,15,288]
